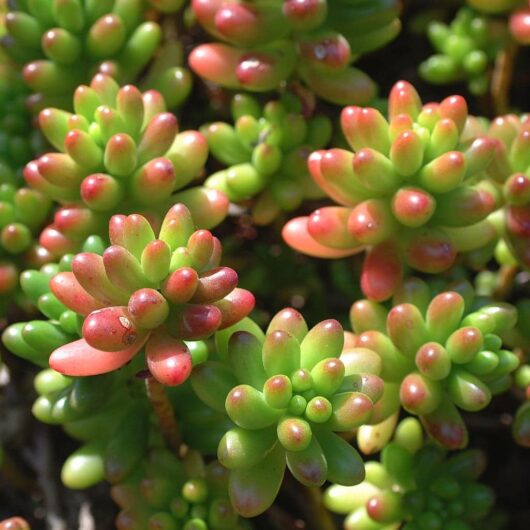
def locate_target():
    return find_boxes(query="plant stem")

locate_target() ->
[266,505,305,530]
[284,475,338,530]
[493,264,518,300]
[492,40,518,115]
[145,377,182,454]
[288,81,316,118]
[303,487,338,530]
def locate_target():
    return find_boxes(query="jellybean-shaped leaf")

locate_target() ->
[168,304,222,340]
[146,330,192,386]
[447,369,491,412]
[82,306,147,352]
[367,490,403,524]
[300,319,343,370]
[229,442,286,517]
[159,203,195,250]
[425,291,465,344]
[286,435,327,487]
[361,242,403,302]
[400,372,442,416]
[262,329,301,377]
[387,303,428,358]
[61,439,106,489]
[324,483,379,515]
[357,331,412,382]
[191,361,238,413]
[228,331,267,388]
[103,245,149,294]
[218,427,277,470]
[162,267,199,304]
[213,288,255,329]
[141,240,171,284]
[311,358,345,397]
[226,385,282,429]
[72,253,129,305]
[357,413,399,455]
[128,289,169,330]
[267,307,308,341]
[327,392,373,431]
[282,216,361,259]
[445,449,487,481]
[349,300,387,334]
[421,395,468,449]
[382,441,414,489]
[50,337,147,376]
[316,428,365,486]
[2,323,50,367]
[50,271,104,315]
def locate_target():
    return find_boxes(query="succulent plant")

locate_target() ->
[325,418,499,530]
[0,169,51,257]
[2,236,105,368]
[347,277,518,449]
[1,1,530,527]
[168,377,235,455]
[113,449,250,530]
[0,69,44,170]
[202,92,331,224]
[1,238,149,491]
[191,308,380,516]
[189,0,402,105]
[24,73,222,259]
[0,165,53,301]
[481,114,530,269]
[1,0,161,109]
[33,365,152,490]
[283,81,501,301]
[44,203,254,385]
[420,8,506,95]
[139,37,193,110]
[0,66,52,299]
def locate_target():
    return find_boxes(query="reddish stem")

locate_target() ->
[145,376,182,454]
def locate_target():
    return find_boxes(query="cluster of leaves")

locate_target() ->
[0,1,530,529]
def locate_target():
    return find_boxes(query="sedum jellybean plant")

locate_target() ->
[189,0,401,105]
[283,80,502,301]
[23,72,225,260]
[192,308,379,516]
[46,203,255,384]
[1,1,530,529]
[325,417,503,530]
[420,7,507,96]
[1,0,162,109]
[347,277,518,449]
[202,92,331,224]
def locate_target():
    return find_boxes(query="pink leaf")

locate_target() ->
[282,216,361,258]
[50,337,148,376]
[146,330,192,386]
